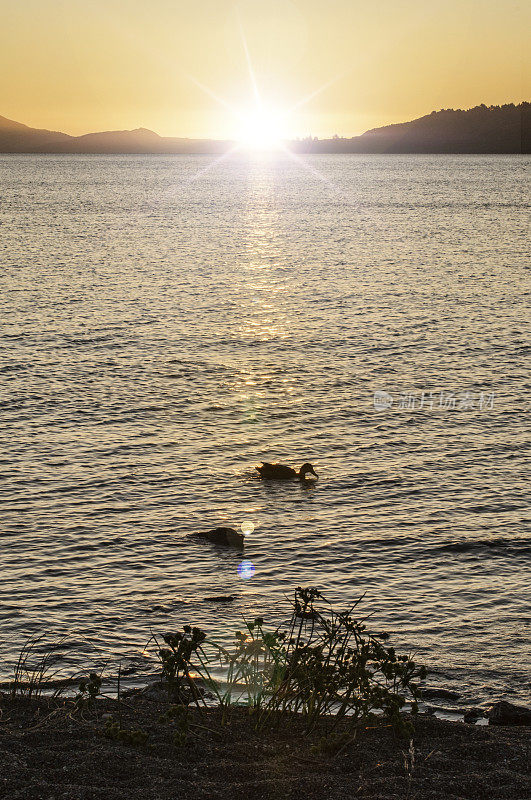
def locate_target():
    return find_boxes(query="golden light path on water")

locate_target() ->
[232,165,290,581]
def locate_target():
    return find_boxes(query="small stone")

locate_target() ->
[463,708,485,724]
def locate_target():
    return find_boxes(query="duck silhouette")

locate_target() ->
[256,462,318,480]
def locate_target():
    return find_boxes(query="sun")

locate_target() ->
[237,107,284,150]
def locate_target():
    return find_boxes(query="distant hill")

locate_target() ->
[292,103,529,154]
[0,116,230,154]
[0,103,528,154]
[0,114,73,151]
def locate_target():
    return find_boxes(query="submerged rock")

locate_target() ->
[487,701,531,726]
[203,595,236,603]
[421,688,461,701]
[194,528,244,548]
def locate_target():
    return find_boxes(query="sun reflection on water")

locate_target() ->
[224,159,301,424]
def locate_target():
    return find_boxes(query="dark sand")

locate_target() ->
[0,693,529,800]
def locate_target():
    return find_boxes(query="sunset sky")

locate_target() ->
[1,0,528,139]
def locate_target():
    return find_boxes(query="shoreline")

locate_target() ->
[0,675,504,726]
[1,692,529,800]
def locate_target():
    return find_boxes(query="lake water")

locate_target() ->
[0,153,529,712]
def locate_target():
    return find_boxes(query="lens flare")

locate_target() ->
[237,560,255,579]
[241,520,255,536]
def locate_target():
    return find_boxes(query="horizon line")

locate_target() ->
[1,100,528,143]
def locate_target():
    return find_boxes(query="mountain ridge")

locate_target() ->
[0,103,528,154]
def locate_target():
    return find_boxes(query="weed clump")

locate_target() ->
[310,731,356,758]
[155,587,426,735]
[104,717,148,747]
[75,672,102,709]
[10,634,72,699]
[258,587,425,733]
[156,626,207,705]
[158,704,191,747]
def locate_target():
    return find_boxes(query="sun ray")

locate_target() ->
[183,72,245,123]
[85,0,436,149]
[280,70,350,120]
[237,13,262,110]
[278,143,365,206]
[82,0,441,187]
[186,144,242,183]
[279,143,336,187]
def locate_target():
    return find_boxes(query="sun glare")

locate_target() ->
[237,107,284,150]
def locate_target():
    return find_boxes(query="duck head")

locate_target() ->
[299,463,318,479]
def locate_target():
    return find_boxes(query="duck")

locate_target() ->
[256,462,318,480]
[196,527,244,549]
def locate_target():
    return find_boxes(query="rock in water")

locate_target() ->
[421,688,461,701]
[193,527,244,548]
[487,701,531,726]
[204,595,236,602]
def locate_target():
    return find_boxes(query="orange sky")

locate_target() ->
[1,0,528,139]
